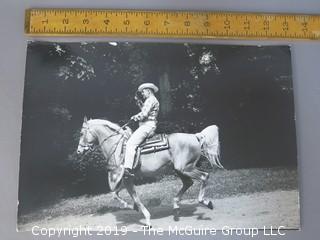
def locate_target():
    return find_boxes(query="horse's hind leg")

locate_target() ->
[197,172,213,209]
[180,167,213,210]
[173,171,193,221]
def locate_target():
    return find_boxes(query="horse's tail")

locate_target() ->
[195,125,223,169]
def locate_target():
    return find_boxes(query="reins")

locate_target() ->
[99,120,131,148]
[90,120,132,170]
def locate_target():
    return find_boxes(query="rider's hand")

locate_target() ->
[130,115,138,121]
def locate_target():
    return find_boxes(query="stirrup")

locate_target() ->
[124,168,135,178]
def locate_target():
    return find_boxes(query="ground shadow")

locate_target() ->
[110,202,212,227]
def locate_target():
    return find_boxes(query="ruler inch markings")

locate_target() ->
[25,8,320,40]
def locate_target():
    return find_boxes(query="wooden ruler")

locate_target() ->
[25,9,320,40]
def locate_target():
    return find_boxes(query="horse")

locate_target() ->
[76,116,223,227]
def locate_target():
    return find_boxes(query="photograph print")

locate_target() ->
[18,41,299,231]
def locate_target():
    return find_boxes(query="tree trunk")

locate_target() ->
[159,69,172,116]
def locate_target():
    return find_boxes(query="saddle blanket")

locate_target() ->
[133,133,169,167]
[140,133,169,152]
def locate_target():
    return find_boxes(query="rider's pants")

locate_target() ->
[124,121,156,169]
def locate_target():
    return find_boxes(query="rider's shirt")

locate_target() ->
[134,95,159,123]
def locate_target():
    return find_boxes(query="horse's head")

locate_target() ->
[77,116,97,154]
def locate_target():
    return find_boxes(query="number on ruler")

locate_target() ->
[263,20,270,31]
[83,19,90,24]
[62,18,69,24]
[244,20,250,30]
[184,21,191,27]
[302,22,308,32]
[224,19,230,29]
[144,20,150,26]
[283,21,289,31]
[204,21,210,27]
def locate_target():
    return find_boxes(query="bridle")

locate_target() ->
[99,122,132,167]
[79,126,96,151]
[80,121,131,169]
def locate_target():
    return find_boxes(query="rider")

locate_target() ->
[123,83,160,177]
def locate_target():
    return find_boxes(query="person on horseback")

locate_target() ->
[123,83,160,177]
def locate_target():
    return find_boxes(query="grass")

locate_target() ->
[18,167,298,226]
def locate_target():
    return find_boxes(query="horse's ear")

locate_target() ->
[84,116,88,123]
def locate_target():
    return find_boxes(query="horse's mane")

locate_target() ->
[88,119,121,132]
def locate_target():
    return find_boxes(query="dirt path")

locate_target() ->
[18,190,299,231]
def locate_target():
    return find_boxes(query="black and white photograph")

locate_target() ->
[17,41,299,231]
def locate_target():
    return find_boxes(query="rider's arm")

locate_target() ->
[133,97,154,121]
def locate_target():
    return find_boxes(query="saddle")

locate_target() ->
[133,133,169,168]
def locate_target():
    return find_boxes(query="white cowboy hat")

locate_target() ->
[137,83,159,93]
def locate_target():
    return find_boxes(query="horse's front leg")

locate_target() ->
[112,189,139,211]
[124,179,152,227]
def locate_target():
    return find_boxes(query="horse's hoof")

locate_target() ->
[207,200,214,210]
[133,203,139,212]
[173,208,180,221]
[199,200,214,210]
[144,224,152,229]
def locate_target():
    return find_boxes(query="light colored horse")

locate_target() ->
[77,117,222,227]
